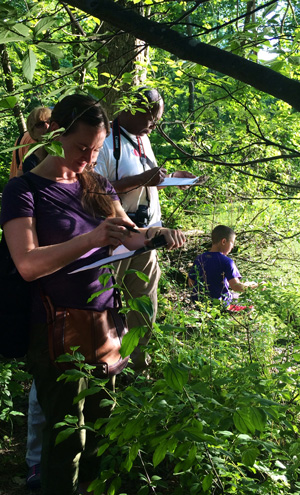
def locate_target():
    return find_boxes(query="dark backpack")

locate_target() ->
[0,174,37,358]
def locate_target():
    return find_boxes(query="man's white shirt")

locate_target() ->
[95,128,162,226]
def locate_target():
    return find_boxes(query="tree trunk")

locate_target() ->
[97,1,149,119]
[0,44,26,133]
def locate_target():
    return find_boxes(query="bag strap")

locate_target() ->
[112,118,153,208]
[15,132,25,168]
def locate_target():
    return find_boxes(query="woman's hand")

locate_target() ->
[146,226,185,250]
[90,217,136,248]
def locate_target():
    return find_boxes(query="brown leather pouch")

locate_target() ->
[43,296,129,376]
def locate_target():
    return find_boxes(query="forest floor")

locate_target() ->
[0,393,40,495]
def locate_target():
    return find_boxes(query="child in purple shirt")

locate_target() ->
[188,225,258,307]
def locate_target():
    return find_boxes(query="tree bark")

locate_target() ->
[67,0,300,111]
[97,1,149,118]
[0,44,26,133]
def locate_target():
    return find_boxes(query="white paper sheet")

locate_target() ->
[69,246,152,274]
[159,176,199,187]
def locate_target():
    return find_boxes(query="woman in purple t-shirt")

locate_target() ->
[1,94,185,495]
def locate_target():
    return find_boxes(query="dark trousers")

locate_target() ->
[28,322,114,495]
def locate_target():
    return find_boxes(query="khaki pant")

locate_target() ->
[113,250,161,370]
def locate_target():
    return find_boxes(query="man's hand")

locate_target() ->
[172,170,197,190]
[139,167,167,186]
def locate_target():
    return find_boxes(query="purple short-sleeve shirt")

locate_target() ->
[189,251,241,304]
[0,172,119,322]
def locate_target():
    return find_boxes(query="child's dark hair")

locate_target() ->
[52,93,114,218]
[211,225,235,244]
[51,93,110,136]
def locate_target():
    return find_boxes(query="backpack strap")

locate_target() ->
[15,132,25,168]
[112,118,121,181]
[112,118,156,181]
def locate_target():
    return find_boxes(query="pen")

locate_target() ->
[125,225,141,234]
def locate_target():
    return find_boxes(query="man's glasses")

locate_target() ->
[34,119,50,129]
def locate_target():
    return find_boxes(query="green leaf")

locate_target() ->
[153,439,168,467]
[242,448,260,467]
[133,270,150,283]
[0,29,26,43]
[44,141,65,157]
[202,473,213,491]
[97,442,110,456]
[107,476,121,495]
[34,17,57,36]
[73,386,102,404]
[249,407,266,432]
[164,363,188,392]
[55,427,75,445]
[263,3,278,17]
[13,23,30,37]
[127,295,153,320]
[120,326,147,357]
[98,272,114,287]
[233,409,253,434]
[22,49,37,82]
[288,56,300,66]
[0,96,17,109]
[38,42,64,59]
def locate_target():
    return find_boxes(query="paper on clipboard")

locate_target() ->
[69,244,158,275]
[159,176,200,187]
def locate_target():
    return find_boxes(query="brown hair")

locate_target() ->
[51,93,114,218]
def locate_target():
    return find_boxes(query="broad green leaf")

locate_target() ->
[22,49,37,82]
[183,425,204,442]
[44,141,65,157]
[153,440,168,467]
[233,409,253,434]
[97,442,110,456]
[55,427,75,445]
[288,56,300,66]
[202,473,213,491]
[268,60,284,72]
[242,448,260,467]
[127,295,153,320]
[0,96,17,109]
[73,386,102,404]
[263,3,278,17]
[174,441,190,458]
[107,476,121,495]
[134,270,150,283]
[122,443,140,471]
[85,86,105,101]
[98,272,114,287]
[24,143,45,159]
[38,42,64,59]
[0,29,26,43]
[34,17,56,36]
[120,326,147,357]
[164,363,188,392]
[13,23,30,37]
[249,407,267,432]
